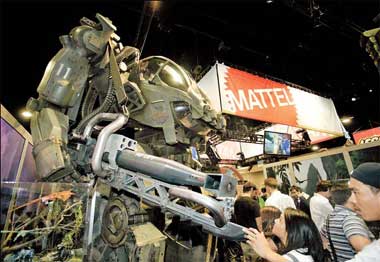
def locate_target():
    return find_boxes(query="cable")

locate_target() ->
[134,3,147,47]
[140,8,155,55]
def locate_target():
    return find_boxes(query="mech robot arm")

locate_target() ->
[26,14,134,181]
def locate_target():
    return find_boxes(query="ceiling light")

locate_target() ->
[341,116,353,124]
[311,145,319,151]
[266,0,273,3]
[150,1,161,12]
[369,89,373,93]
[351,97,357,101]
[21,110,32,119]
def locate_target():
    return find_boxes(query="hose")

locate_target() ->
[75,70,116,133]
[81,84,98,119]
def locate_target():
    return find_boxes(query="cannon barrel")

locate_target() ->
[114,150,206,187]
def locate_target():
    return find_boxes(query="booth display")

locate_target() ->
[198,63,348,162]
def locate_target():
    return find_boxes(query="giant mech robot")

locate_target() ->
[25,13,244,261]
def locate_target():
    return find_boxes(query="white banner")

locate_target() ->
[198,63,345,136]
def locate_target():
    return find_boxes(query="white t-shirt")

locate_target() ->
[265,190,296,212]
[283,249,314,262]
[346,240,380,262]
[309,192,333,231]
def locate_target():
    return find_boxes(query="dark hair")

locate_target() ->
[264,178,278,189]
[290,185,301,193]
[261,206,281,237]
[234,197,257,228]
[316,180,330,192]
[243,182,257,193]
[283,208,325,262]
[331,183,352,205]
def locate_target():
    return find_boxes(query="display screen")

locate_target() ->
[264,131,291,156]
[190,146,199,161]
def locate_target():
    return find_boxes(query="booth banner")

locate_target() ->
[197,65,222,112]
[219,64,344,135]
[353,127,380,144]
[198,63,345,136]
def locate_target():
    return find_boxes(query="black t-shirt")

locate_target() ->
[294,196,311,218]
[234,196,261,229]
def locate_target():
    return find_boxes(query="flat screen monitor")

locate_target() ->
[264,131,291,156]
[190,146,199,161]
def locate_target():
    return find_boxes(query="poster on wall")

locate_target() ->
[266,164,291,194]
[349,146,380,169]
[292,153,349,196]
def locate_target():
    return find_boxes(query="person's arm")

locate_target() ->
[243,228,289,262]
[343,215,373,252]
[346,240,380,262]
[321,235,330,250]
[320,223,329,249]
[348,235,372,252]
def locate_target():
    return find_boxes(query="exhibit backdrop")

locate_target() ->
[199,63,346,160]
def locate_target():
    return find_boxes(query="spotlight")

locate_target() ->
[21,110,32,119]
[341,116,353,124]
[369,89,373,93]
[266,0,273,3]
[150,1,161,12]
[311,145,319,151]
[351,97,357,101]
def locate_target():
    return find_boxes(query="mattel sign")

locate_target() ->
[198,63,345,136]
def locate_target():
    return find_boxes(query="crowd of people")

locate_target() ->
[224,162,380,262]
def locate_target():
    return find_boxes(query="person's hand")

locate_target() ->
[243,227,272,259]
